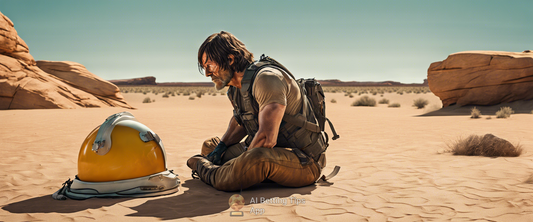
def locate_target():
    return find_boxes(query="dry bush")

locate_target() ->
[470,107,481,118]
[378,98,390,104]
[413,98,429,109]
[496,107,514,118]
[388,103,401,108]
[351,96,376,107]
[447,134,522,157]
[189,95,195,100]
[330,99,337,103]
[142,97,152,103]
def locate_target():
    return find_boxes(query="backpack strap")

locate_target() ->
[281,110,320,133]
[326,118,340,140]
[240,63,260,114]
[259,54,297,80]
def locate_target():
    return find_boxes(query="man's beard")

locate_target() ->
[213,70,234,90]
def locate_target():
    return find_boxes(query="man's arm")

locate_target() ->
[248,103,286,150]
[220,116,247,146]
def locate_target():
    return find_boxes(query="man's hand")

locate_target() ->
[207,141,227,165]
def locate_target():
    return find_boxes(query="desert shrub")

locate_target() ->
[447,134,522,157]
[351,96,376,107]
[496,107,514,118]
[388,103,401,108]
[397,91,403,95]
[189,95,195,100]
[171,92,176,96]
[162,93,169,98]
[142,97,152,103]
[470,107,481,118]
[378,98,390,104]
[143,92,147,95]
[413,98,429,109]
[331,99,337,103]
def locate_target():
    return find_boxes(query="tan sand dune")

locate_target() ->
[1,91,533,221]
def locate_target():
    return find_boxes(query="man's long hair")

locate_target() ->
[198,31,254,73]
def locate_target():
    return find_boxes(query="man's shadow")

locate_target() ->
[2,179,320,220]
[127,179,318,220]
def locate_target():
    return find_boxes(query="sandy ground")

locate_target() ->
[1,91,533,221]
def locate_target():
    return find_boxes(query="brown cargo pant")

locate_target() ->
[195,137,323,191]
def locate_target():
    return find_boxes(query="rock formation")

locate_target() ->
[427,51,533,107]
[0,12,132,110]
[109,76,157,85]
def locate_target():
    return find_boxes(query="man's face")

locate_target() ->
[201,53,233,90]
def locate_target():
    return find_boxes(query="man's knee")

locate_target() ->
[201,137,220,156]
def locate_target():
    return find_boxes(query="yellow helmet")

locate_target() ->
[78,112,167,182]
[52,112,180,200]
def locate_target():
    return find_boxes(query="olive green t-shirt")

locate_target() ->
[252,67,301,116]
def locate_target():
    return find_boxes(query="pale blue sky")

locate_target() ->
[1,0,531,83]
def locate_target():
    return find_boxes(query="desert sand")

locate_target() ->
[1,91,533,221]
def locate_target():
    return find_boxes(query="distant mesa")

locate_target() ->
[110,77,428,87]
[0,12,132,110]
[109,76,157,85]
[316,79,427,87]
[428,51,533,108]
